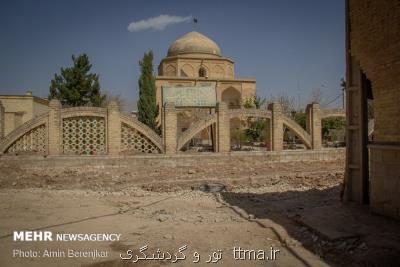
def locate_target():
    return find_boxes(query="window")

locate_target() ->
[199,67,207,78]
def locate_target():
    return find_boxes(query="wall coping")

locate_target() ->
[0,148,344,161]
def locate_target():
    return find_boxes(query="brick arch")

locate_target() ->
[282,116,312,149]
[212,64,225,78]
[181,64,194,77]
[177,109,272,152]
[227,109,312,149]
[176,113,217,151]
[60,107,110,155]
[61,107,107,119]
[197,65,209,77]
[120,115,163,153]
[165,64,176,76]
[0,112,48,154]
[221,87,241,108]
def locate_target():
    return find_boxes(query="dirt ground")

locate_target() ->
[0,159,399,267]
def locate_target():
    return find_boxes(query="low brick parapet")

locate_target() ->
[0,148,345,168]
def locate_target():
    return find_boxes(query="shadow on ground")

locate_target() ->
[220,185,400,267]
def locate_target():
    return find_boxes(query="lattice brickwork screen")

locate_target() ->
[62,117,106,155]
[121,123,160,153]
[6,124,47,154]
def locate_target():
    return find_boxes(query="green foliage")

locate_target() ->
[49,54,106,107]
[322,117,345,136]
[232,128,247,149]
[243,98,254,109]
[244,96,266,109]
[242,96,267,142]
[245,119,267,142]
[137,51,160,134]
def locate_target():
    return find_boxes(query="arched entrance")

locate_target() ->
[221,87,241,109]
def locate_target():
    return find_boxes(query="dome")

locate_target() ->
[167,31,221,57]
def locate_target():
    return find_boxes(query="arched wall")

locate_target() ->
[120,114,164,153]
[197,65,209,78]
[61,107,107,119]
[0,101,338,155]
[176,113,217,151]
[212,65,225,78]
[0,103,163,155]
[165,65,177,76]
[60,107,109,155]
[282,117,312,149]
[180,64,194,77]
[221,87,241,108]
[176,108,313,152]
[0,112,48,154]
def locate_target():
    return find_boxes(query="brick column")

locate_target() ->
[217,102,230,152]
[0,101,4,139]
[268,102,283,151]
[163,102,177,154]
[265,118,272,151]
[107,101,121,155]
[48,99,62,155]
[306,103,322,149]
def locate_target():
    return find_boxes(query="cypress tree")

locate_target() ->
[49,54,106,107]
[137,51,159,133]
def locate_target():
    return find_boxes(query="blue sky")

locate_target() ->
[0,0,345,109]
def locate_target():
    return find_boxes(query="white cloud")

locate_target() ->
[127,15,193,32]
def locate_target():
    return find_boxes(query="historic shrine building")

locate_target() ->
[155,31,256,108]
[155,31,256,146]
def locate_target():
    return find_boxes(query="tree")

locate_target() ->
[243,95,267,142]
[245,119,266,142]
[267,93,297,117]
[243,96,267,109]
[322,117,346,137]
[310,88,323,104]
[49,54,105,107]
[232,128,247,150]
[103,94,125,108]
[243,98,254,109]
[137,51,159,134]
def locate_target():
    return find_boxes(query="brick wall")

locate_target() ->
[348,0,400,218]
[0,96,49,136]
[349,0,400,142]
[369,144,400,218]
[0,148,345,169]
[163,102,178,154]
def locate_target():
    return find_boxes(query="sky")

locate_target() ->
[0,0,345,110]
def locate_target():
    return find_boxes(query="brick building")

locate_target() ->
[0,91,49,138]
[155,31,256,147]
[345,0,400,219]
